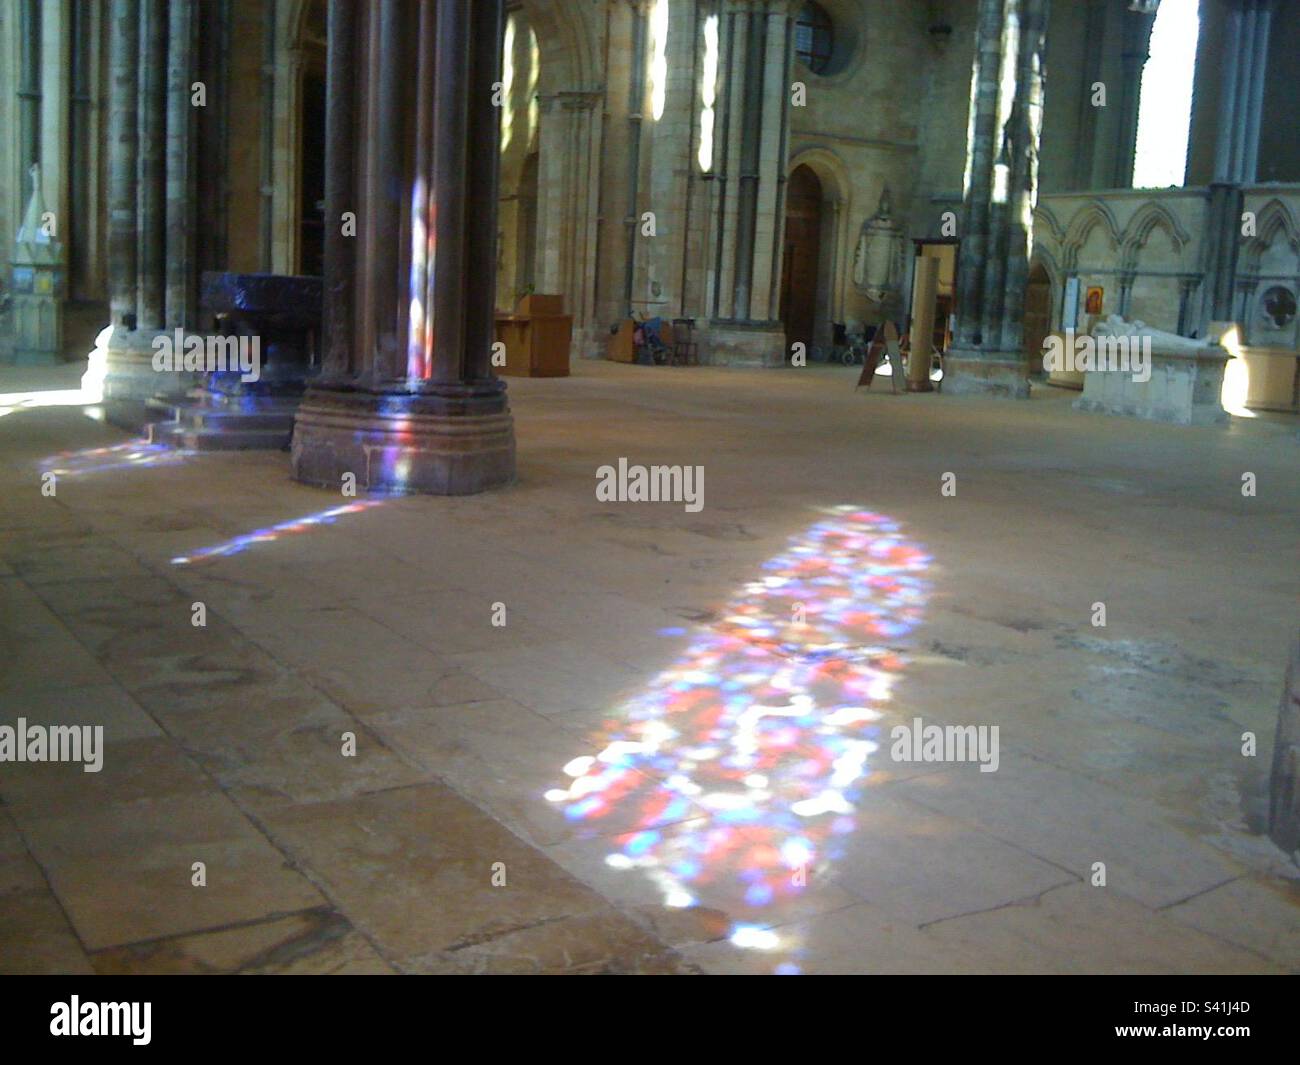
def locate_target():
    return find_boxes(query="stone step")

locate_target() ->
[148,420,292,451]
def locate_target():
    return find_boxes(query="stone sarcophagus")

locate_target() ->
[1071,315,1231,426]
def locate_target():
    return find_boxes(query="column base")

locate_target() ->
[291,384,516,495]
[942,351,1032,398]
[91,325,200,403]
[701,321,788,367]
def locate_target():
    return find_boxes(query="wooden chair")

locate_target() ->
[670,318,699,366]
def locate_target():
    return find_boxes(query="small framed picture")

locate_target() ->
[1084,286,1104,316]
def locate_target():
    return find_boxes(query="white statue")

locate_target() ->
[1091,313,1219,353]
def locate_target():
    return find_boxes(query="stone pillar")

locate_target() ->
[946,0,1051,399]
[1117,270,1136,317]
[1175,273,1200,335]
[97,0,202,404]
[1194,1,1273,340]
[1074,0,1106,191]
[704,0,793,366]
[1198,181,1244,334]
[953,0,1002,351]
[107,0,138,331]
[1113,10,1155,189]
[164,0,194,329]
[136,0,167,331]
[1214,0,1273,185]
[321,0,356,382]
[1241,1,1272,183]
[292,0,515,496]
[621,3,648,316]
[635,0,699,319]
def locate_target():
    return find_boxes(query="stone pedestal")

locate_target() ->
[1072,344,1230,426]
[98,325,196,405]
[943,352,1032,398]
[9,164,64,365]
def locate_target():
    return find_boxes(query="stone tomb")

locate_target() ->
[1072,315,1231,427]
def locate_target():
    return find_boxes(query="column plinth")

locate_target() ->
[941,351,1032,398]
[291,386,515,496]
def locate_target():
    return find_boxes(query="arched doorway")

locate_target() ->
[781,165,823,358]
[1024,261,1052,374]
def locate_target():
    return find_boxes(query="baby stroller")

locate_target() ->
[837,323,877,365]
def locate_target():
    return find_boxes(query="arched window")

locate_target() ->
[1132,0,1200,188]
[795,2,834,76]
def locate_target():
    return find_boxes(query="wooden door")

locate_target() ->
[780,165,822,358]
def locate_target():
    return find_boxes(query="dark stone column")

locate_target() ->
[165,0,195,329]
[136,0,167,331]
[946,0,1052,399]
[462,0,506,384]
[952,0,1003,350]
[995,0,1049,356]
[702,0,793,366]
[621,2,646,319]
[1198,182,1244,334]
[101,0,206,406]
[321,0,356,381]
[428,0,472,385]
[1113,9,1154,189]
[107,0,138,329]
[292,0,515,495]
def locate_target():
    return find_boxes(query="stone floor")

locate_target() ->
[1,358,1297,974]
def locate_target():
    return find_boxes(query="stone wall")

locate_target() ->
[1032,189,1209,336]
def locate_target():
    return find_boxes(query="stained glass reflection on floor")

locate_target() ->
[39,440,192,477]
[170,500,387,565]
[546,506,932,972]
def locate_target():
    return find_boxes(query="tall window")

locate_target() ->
[1132,0,1200,188]
[795,2,833,75]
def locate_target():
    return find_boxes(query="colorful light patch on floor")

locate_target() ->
[546,506,931,971]
[170,500,386,565]
[39,440,192,477]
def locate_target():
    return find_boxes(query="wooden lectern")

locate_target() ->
[494,294,572,377]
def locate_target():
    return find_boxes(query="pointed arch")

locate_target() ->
[1120,200,1191,271]
[1061,200,1121,271]
[1032,203,1065,250]
[1243,198,1300,273]
[1030,244,1062,293]
[785,147,854,345]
